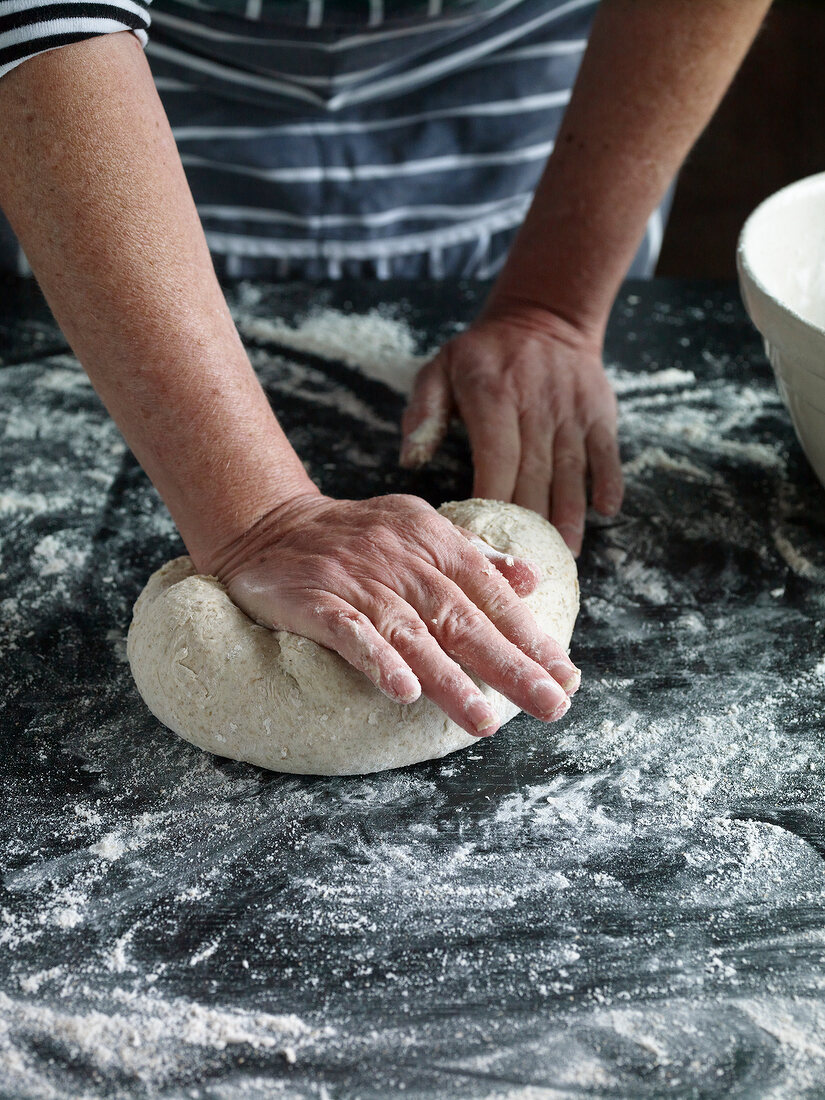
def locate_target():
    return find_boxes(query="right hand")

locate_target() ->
[211,492,580,739]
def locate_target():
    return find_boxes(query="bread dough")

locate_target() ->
[126,499,579,776]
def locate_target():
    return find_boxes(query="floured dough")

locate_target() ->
[126,499,579,776]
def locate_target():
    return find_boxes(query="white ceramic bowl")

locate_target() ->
[737,171,825,487]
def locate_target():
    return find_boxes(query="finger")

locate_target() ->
[587,420,624,516]
[411,568,572,721]
[448,541,580,693]
[298,594,422,705]
[551,422,588,557]
[357,588,502,738]
[400,355,452,468]
[512,408,554,519]
[455,527,541,598]
[459,385,521,502]
[491,554,542,598]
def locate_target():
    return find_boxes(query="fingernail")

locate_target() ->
[466,696,499,737]
[555,664,581,695]
[562,672,580,695]
[386,667,421,704]
[532,677,567,718]
[550,695,571,721]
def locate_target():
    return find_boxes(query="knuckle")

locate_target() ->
[422,529,467,577]
[468,369,508,401]
[481,580,525,633]
[472,435,518,467]
[384,614,430,651]
[554,449,586,476]
[485,584,522,623]
[345,530,391,565]
[518,452,550,483]
[306,597,341,623]
[325,606,367,640]
[547,390,572,422]
[478,568,516,610]
[382,494,434,520]
[303,597,342,633]
[434,603,475,649]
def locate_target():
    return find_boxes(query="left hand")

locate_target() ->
[399,297,623,556]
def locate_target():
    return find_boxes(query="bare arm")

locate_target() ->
[402,0,773,552]
[494,0,774,336]
[0,32,315,571]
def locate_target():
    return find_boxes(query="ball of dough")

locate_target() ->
[126,499,579,776]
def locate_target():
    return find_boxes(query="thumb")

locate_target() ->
[399,354,452,468]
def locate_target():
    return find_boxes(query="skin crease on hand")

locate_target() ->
[211,493,581,739]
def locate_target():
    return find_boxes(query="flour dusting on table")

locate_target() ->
[3,282,825,1097]
[235,303,431,396]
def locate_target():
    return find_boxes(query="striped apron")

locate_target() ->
[0,0,671,280]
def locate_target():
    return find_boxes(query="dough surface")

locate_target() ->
[127,500,579,776]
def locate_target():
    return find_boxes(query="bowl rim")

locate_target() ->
[737,170,825,341]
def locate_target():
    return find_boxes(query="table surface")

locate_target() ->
[2,277,825,1099]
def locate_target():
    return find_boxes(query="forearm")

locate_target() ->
[0,32,315,572]
[492,0,772,339]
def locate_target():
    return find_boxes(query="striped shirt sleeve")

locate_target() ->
[0,0,151,80]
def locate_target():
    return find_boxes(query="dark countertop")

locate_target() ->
[2,277,825,1099]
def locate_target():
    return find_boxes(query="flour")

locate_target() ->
[4,283,825,1097]
[250,347,400,434]
[88,831,129,861]
[31,532,88,576]
[608,366,697,394]
[18,967,63,995]
[622,447,719,483]
[236,306,431,396]
[0,489,72,516]
[189,938,221,967]
[0,990,319,1087]
[107,930,135,975]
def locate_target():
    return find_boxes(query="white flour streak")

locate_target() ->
[622,447,719,484]
[0,490,73,516]
[608,366,696,395]
[31,533,88,577]
[0,990,320,1088]
[237,307,431,396]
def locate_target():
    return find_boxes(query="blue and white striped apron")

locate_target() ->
[0,0,671,280]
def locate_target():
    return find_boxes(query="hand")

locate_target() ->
[400,298,622,556]
[212,493,580,739]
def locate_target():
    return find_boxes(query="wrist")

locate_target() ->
[488,242,614,348]
[479,290,604,356]
[199,483,326,580]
